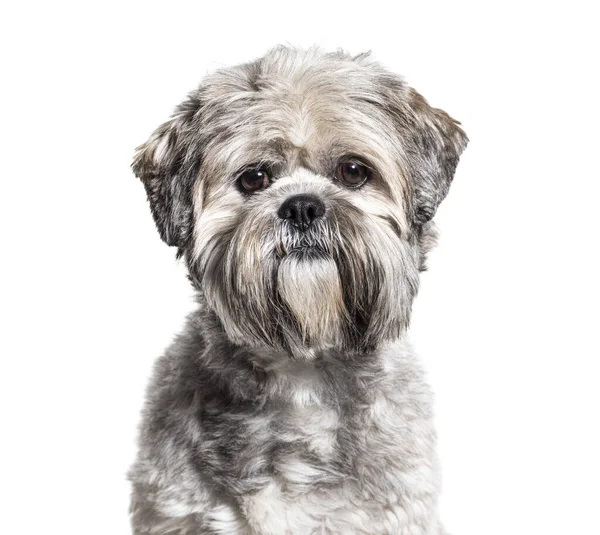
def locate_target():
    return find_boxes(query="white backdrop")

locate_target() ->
[1,1,599,534]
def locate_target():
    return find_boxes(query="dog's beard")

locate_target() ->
[277,250,346,347]
[192,196,419,355]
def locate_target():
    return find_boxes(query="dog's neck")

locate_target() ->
[193,304,410,407]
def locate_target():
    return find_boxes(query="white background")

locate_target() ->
[1,1,599,534]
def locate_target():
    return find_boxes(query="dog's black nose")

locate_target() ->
[278,194,325,230]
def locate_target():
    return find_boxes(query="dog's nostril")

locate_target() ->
[278,194,325,230]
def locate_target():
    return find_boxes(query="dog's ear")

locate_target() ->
[380,77,468,225]
[404,89,468,224]
[132,94,203,250]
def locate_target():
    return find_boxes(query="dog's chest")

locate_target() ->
[197,351,438,533]
[237,391,438,535]
[274,401,340,465]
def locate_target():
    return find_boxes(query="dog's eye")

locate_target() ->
[337,160,370,188]
[239,168,271,193]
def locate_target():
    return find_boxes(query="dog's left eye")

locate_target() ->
[337,160,370,188]
[239,168,271,193]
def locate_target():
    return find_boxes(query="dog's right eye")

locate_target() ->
[336,160,370,188]
[238,168,271,193]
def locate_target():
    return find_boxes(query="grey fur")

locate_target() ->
[129,46,467,534]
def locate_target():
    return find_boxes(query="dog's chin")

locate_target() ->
[277,248,346,349]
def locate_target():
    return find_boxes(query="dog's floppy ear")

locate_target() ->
[404,88,468,224]
[132,94,203,250]
[380,76,468,225]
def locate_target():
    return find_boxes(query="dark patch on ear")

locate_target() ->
[132,93,203,252]
[378,77,468,225]
[406,89,468,225]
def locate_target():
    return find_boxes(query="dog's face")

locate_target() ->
[133,47,467,355]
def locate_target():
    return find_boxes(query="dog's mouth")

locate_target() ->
[276,218,333,260]
[282,244,330,260]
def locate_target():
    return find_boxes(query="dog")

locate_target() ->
[128,46,467,534]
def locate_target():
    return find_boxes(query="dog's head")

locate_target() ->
[133,47,467,355]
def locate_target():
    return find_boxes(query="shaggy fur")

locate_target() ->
[129,46,468,534]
